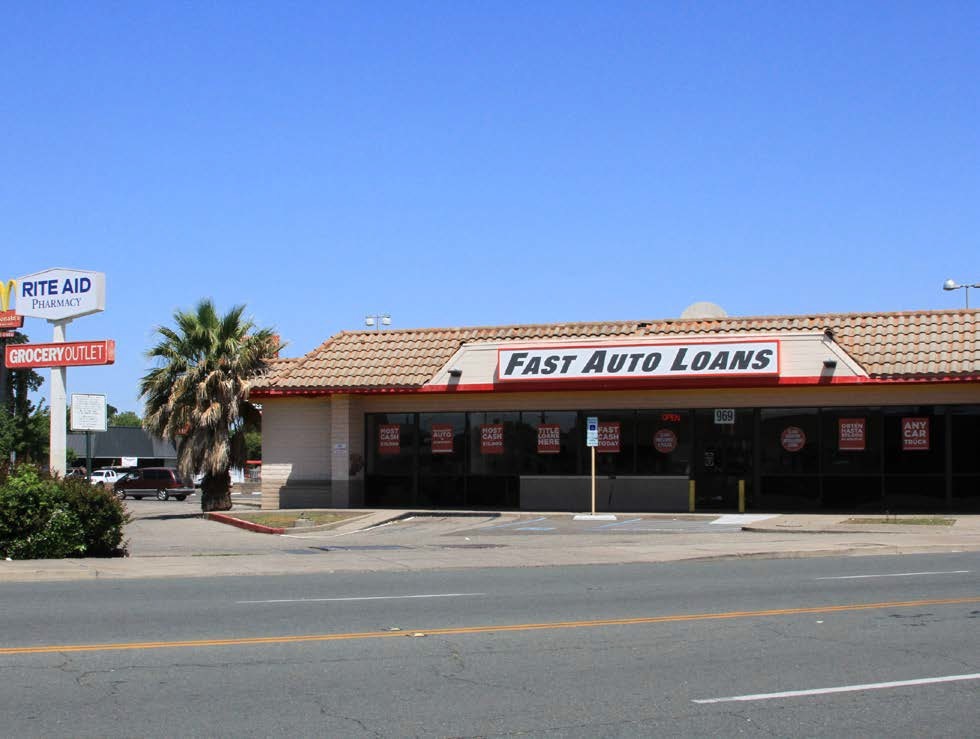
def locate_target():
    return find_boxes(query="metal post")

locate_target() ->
[590,446,596,515]
[49,320,69,477]
[738,479,746,513]
[85,431,92,482]
[689,480,696,513]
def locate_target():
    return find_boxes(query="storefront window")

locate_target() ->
[636,410,691,475]
[760,408,819,474]
[520,411,580,475]
[582,410,635,476]
[759,408,820,510]
[821,408,881,474]
[881,407,946,509]
[418,413,466,507]
[365,413,416,506]
[952,406,980,510]
[366,413,416,475]
[419,413,466,475]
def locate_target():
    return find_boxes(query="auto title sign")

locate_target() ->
[14,268,106,321]
[497,341,779,382]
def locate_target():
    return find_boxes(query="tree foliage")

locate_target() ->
[109,410,142,427]
[139,300,280,511]
[0,332,48,464]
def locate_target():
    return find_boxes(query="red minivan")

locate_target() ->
[113,468,195,501]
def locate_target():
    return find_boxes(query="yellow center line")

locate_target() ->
[2,596,977,656]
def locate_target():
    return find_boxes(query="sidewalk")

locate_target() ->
[1,510,977,583]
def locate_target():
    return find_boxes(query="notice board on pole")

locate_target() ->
[70,393,107,432]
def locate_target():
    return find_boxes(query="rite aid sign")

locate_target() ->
[15,268,106,321]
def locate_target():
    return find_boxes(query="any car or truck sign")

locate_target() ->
[4,340,116,368]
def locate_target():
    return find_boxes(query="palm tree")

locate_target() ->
[140,300,281,511]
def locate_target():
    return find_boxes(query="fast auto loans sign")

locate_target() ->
[498,341,779,382]
[15,268,106,321]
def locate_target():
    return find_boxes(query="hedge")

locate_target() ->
[0,465,130,559]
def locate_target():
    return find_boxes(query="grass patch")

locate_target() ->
[845,517,955,526]
[231,511,359,528]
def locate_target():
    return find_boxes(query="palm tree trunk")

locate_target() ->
[200,470,232,512]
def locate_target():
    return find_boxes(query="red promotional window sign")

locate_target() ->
[378,424,401,455]
[838,418,866,451]
[598,421,620,453]
[430,424,455,454]
[4,340,115,368]
[780,426,806,453]
[901,417,930,451]
[653,428,678,454]
[537,424,561,454]
[481,424,504,455]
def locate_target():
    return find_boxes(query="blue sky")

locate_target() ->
[2,2,977,413]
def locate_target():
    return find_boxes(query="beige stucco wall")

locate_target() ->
[260,397,331,508]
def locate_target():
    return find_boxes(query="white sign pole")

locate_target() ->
[591,445,596,515]
[49,319,70,477]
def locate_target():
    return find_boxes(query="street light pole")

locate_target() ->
[942,279,980,308]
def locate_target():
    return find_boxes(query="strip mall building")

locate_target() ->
[251,308,979,513]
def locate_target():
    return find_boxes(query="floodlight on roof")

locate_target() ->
[365,313,392,331]
[942,279,980,308]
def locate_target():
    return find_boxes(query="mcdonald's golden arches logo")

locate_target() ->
[0,279,15,312]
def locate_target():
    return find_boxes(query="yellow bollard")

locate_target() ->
[738,479,745,513]
[689,480,696,513]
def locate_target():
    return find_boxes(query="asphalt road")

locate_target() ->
[1,552,977,737]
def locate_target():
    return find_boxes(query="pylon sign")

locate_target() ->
[14,268,106,321]
[0,278,24,328]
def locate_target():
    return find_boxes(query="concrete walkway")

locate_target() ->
[1,508,978,583]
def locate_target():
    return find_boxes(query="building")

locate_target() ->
[251,308,979,513]
[67,426,177,470]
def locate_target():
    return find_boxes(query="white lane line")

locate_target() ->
[590,518,643,530]
[693,673,980,704]
[816,570,971,580]
[237,592,485,605]
[486,516,547,529]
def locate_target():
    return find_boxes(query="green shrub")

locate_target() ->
[0,466,130,559]
[61,476,130,556]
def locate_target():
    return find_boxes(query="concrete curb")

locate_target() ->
[204,513,285,535]
[742,526,873,534]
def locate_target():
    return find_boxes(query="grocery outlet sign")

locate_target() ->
[498,340,780,382]
[14,267,106,321]
[4,340,116,368]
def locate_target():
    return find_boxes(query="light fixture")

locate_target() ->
[823,359,837,369]
[942,279,980,308]
[365,313,392,331]
[448,367,462,378]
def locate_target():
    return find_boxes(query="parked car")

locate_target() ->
[89,469,123,487]
[113,468,195,501]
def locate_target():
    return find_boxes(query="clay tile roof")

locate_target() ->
[252,309,979,393]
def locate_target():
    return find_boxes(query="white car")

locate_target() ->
[89,469,123,487]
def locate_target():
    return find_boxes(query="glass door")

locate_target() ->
[693,409,754,510]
